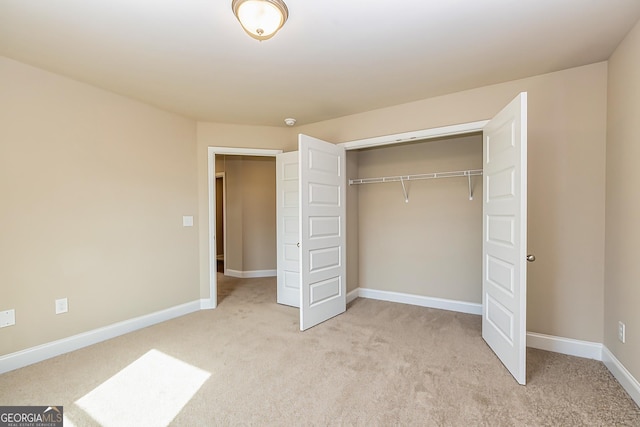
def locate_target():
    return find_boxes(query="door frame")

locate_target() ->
[206,119,489,308]
[338,120,489,151]
[206,147,282,309]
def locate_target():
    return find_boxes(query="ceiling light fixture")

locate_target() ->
[231,0,289,41]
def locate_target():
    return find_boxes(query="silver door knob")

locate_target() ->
[526,254,536,262]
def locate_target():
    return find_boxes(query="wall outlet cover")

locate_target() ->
[0,309,16,327]
[618,321,626,343]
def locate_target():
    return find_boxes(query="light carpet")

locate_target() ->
[1,275,639,426]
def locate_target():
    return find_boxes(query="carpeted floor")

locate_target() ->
[1,275,639,426]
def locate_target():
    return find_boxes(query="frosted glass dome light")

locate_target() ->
[232,0,289,41]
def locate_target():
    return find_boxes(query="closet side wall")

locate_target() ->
[357,135,483,302]
[346,151,360,294]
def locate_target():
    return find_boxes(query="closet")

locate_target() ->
[272,92,527,383]
[351,133,483,305]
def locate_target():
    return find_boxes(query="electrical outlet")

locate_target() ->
[55,298,68,315]
[0,309,16,328]
[618,321,626,343]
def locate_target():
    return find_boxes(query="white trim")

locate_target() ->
[346,288,359,304]
[357,287,482,315]
[339,120,489,151]
[603,346,640,407]
[526,332,603,360]
[207,149,217,309]
[209,147,281,156]
[207,147,283,309]
[225,269,277,278]
[199,298,214,310]
[0,300,201,375]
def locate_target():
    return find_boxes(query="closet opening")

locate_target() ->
[349,133,484,311]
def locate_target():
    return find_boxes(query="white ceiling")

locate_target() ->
[2,1,640,126]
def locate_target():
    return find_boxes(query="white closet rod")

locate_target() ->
[349,168,483,202]
[349,169,483,185]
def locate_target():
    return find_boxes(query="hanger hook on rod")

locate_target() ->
[400,176,409,203]
[467,173,473,200]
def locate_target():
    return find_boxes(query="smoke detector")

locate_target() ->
[284,118,296,126]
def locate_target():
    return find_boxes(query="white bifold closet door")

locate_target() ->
[276,135,347,331]
[482,92,528,385]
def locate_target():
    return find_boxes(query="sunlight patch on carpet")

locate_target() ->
[75,349,210,426]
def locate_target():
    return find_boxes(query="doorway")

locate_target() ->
[207,147,282,309]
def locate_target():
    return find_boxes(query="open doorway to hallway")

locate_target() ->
[213,154,277,303]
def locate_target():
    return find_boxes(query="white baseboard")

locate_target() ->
[603,346,640,407]
[0,300,202,375]
[346,288,359,304]
[225,269,276,278]
[526,332,603,360]
[357,287,482,315]
[200,298,215,310]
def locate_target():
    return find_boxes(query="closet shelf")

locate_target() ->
[349,168,483,202]
[349,169,483,185]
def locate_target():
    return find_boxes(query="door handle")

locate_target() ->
[297,242,300,248]
[526,254,536,262]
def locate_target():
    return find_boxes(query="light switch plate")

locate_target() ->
[183,216,194,227]
[0,309,16,328]
[55,298,68,314]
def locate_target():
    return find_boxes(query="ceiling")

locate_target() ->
[1,1,640,127]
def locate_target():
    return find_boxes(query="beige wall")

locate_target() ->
[355,135,483,301]
[219,155,276,273]
[0,57,199,356]
[296,63,608,343]
[605,20,640,381]
[215,177,223,256]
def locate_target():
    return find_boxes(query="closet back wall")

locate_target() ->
[357,134,483,302]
